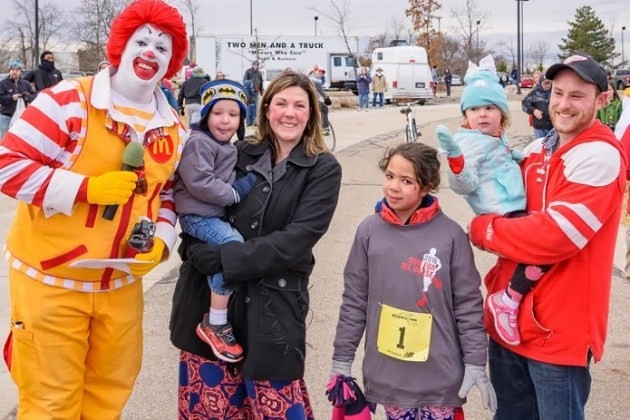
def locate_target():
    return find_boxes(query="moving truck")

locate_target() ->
[192,35,361,90]
[371,46,433,104]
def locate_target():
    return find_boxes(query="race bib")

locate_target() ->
[377,303,432,362]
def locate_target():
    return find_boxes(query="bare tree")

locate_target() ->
[496,40,517,69]
[308,0,359,70]
[389,17,408,45]
[450,0,489,63]
[1,0,67,69]
[70,0,128,72]
[527,40,550,72]
[174,0,202,63]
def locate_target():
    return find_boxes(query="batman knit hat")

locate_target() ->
[199,79,248,120]
[460,70,508,115]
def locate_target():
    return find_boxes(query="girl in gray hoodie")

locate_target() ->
[331,143,496,419]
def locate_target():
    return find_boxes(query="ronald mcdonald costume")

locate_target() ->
[0,0,188,417]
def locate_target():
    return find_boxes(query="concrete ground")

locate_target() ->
[1,88,630,419]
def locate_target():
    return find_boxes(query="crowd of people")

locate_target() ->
[0,2,627,417]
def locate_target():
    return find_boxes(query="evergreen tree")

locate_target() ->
[558,6,615,65]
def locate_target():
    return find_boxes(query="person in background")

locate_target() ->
[243,79,257,127]
[614,88,630,139]
[371,67,386,108]
[160,79,178,111]
[97,60,110,72]
[215,71,226,80]
[596,81,622,132]
[0,0,187,417]
[170,70,342,419]
[521,74,553,139]
[24,50,63,92]
[356,66,371,111]
[0,60,36,137]
[332,142,495,420]
[242,60,263,117]
[431,65,439,96]
[177,65,207,126]
[443,68,453,97]
[308,66,332,134]
[469,53,626,420]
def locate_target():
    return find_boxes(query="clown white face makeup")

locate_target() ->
[112,24,172,103]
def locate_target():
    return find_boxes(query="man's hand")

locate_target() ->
[436,125,462,157]
[458,364,497,412]
[129,237,165,277]
[86,171,138,205]
[533,109,543,120]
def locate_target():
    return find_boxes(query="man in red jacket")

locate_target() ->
[469,53,627,419]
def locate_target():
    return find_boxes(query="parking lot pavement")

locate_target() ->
[2,98,630,419]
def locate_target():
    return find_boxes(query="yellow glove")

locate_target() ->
[86,171,139,205]
[129,237,166,277]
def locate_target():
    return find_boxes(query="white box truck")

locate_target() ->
[371,46,433,104]
[192,35,360,90]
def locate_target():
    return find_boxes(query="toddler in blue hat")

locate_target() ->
[436,55,552,348]
[174,79,256,363]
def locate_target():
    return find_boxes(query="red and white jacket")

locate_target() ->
[470,120,627,366]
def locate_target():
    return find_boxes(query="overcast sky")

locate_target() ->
[5,0,630,63]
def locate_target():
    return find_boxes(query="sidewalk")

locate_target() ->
[2,98,630,419]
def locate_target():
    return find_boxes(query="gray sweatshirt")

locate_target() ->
[173,129,237,218]
[332,198,487,408]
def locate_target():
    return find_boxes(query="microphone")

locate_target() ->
[102,142,145,220]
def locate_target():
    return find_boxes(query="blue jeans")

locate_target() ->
[0,114,11,138]
[246,102,257,126]
[489,339,591,420]
[358,93,369,109]
[533,128,551,140]
[372,92,383,108]
[179,214,243,296]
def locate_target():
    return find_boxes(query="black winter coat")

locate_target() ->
[24,63,63,92]
[170,138,342,380]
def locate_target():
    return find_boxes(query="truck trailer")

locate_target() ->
[192,35,361,90]
[371,46,434,104]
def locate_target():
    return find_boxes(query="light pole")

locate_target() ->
[314,16,318,36]
[476,20,480,62]
[34,0,39,68]
[249,0,253,36]
[623,26,626,67]
[516,0,529,94]
[437,16,442,34]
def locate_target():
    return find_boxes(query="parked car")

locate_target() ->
[450,74,463,86]
[612,69,630,90]
[520,74,535,89]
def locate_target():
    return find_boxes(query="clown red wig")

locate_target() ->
[107,0,188,79]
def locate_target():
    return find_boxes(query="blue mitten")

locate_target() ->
[232,173,257,203]
[510,148,524,163]
[436,125,462,157]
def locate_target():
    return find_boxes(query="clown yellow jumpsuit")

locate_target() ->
[0,73,185,418]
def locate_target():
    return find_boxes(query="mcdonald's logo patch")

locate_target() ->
[147,135,174,163]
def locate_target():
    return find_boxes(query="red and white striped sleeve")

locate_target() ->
[0,80,87,216]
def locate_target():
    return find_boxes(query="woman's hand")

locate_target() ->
[187,242,223,276]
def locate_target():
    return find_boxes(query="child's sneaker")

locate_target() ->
[487,291,521,346]
[196,313,243,363]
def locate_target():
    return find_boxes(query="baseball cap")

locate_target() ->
[545,53,608,92]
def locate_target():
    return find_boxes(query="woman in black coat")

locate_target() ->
[170,70,342,419]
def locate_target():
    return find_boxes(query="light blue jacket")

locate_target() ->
[447,128,525,215]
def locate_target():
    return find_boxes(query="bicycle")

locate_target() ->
[400,101,421,143]
[323,121,337,152]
